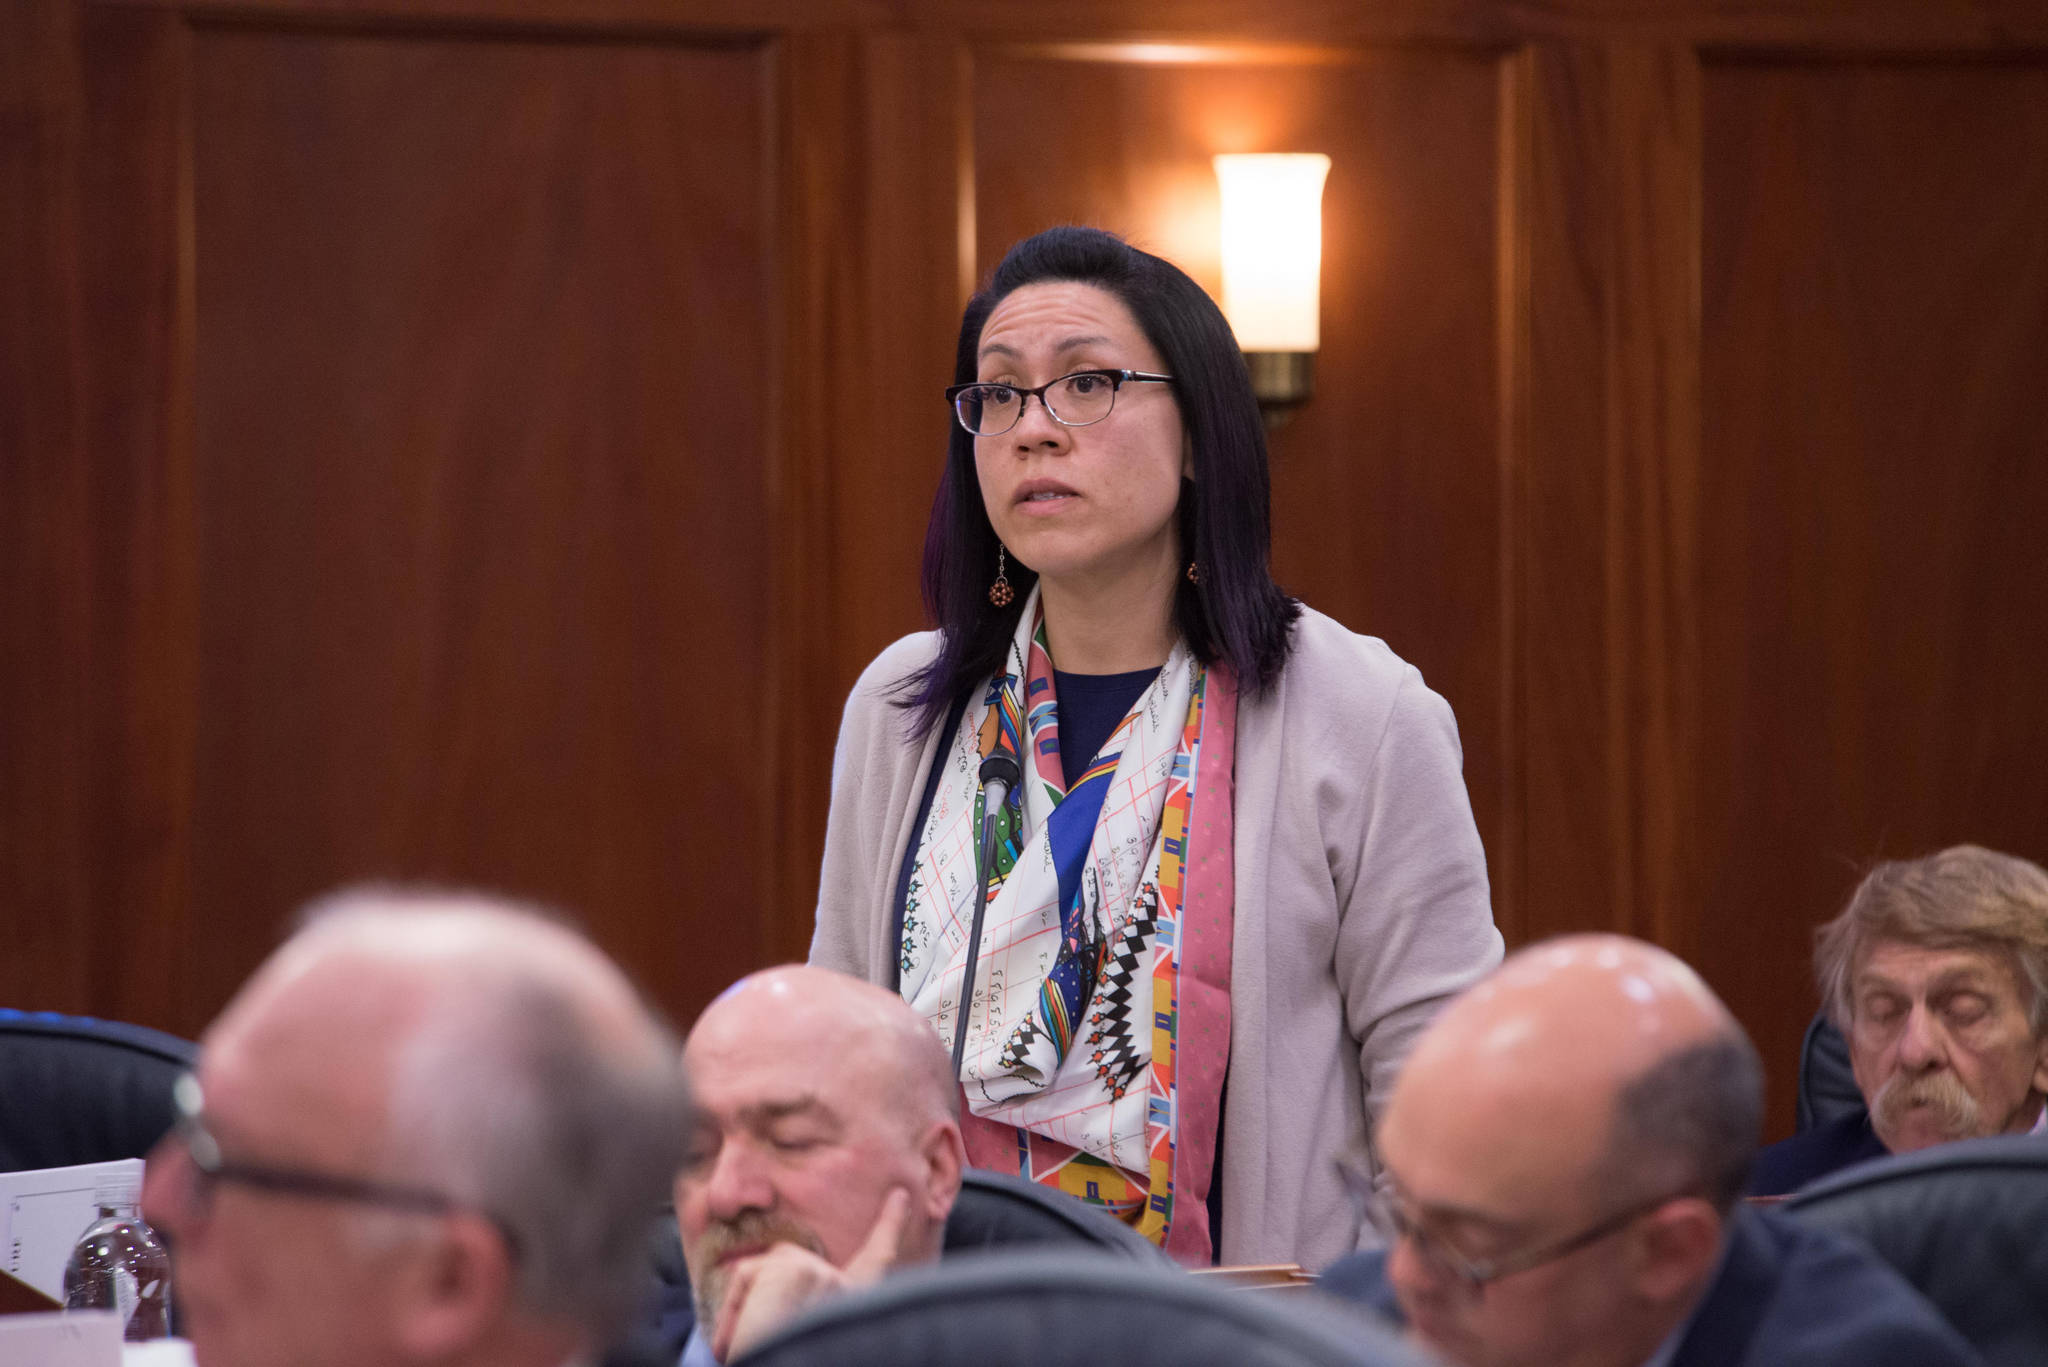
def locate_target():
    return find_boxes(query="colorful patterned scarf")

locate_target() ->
[900,584,1237,1261]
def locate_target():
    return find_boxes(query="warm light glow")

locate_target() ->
[1213,153,1331,351]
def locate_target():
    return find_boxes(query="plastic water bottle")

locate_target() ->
[62,1201,172,1340]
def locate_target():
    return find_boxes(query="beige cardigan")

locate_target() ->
[808,605,1503,1268]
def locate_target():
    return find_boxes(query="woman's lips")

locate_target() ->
[1015,482,1079,514]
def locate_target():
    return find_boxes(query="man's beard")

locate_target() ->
[1871,1068,1981,1145]
[691,1211,830,1326]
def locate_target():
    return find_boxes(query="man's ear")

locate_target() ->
[2030,1027,2048,1097]
[918,1120,967,1227]
[1628,1198,1724,1304]
[391,1213,516,1359]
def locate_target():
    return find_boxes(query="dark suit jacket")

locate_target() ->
[1317,1205,1984,1367]
[1750,1108,1890,1196]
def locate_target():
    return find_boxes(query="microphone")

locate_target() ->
[978,752,1020,819]
[951,752,1022,1080]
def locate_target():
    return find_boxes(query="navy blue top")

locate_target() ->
[1048,667,1160,789]
[1749,1109,1891,1196]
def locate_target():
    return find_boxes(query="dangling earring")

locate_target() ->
[1185,560,1201,586]
[989,544,1015,607]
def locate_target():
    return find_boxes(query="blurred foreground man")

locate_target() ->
[142,887,694,1367]
[1753,844,2048,1194]
[674,965,964,1364]
[1319,934,1981,1367]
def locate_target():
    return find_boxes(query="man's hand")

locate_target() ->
[711,1187,913,1363]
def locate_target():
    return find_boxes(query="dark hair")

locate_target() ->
[1607,1034,1764,1214]
[904,225,1299,735]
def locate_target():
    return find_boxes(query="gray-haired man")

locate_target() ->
[1753,844,2048,1194]
[142,886,694,1367]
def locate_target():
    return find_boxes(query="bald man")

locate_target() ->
[141,886,693,1367]
[1318,934,1981,1367]
[673,965,965,1365]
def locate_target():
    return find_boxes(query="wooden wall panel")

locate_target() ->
[968,44,1516,918]
[67,0,2048,48]
[1517,41,1707,964]
[78,8,200,1029]
[0,0,95,1012]
[1513,42,1614,952]
[7,0,2047,1147]
[1602,43,1705,959]
[1696,56,2048,1120]
[73,12,781,1035]
[823,32,967,697]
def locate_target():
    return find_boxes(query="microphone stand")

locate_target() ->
[951,753,1020,1081]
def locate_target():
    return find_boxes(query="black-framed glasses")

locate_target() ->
[945,368,1174,437]
[1365,1181,1699,1294]
[165,1072,522,1259]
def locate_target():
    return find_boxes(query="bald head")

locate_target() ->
[211,889,683,1198]
[1408,935,1737,1115]
[690,965,956,1133]
[265,887,653,1010]
[1390,934,1761,1215]
[1378,937,1762,1367]
[163,886,693,1367]
[215,889,670,1101]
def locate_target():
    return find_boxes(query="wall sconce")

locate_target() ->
[1213,152,1331,428]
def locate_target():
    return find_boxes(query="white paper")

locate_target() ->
[0,1160,146,1301]
[121,1338,195,1367]
[0,1309,122,1367]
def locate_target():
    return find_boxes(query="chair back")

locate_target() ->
[0,1010,198,1171]
[942,1168,1166,1260]
[734,1250,1424,1367]
[1783,1134,2048,1367]
[1796,1010,1863,1132]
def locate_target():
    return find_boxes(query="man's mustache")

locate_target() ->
[691,1210,829,1322]
[697,1210,827,1264]
[1872,1068,1980,1138]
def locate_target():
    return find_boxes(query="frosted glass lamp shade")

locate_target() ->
[1213,153,1331,352]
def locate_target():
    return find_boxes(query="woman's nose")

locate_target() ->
[1008,392,1067,449]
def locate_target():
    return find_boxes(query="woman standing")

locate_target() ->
[811,227,1500,1268]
